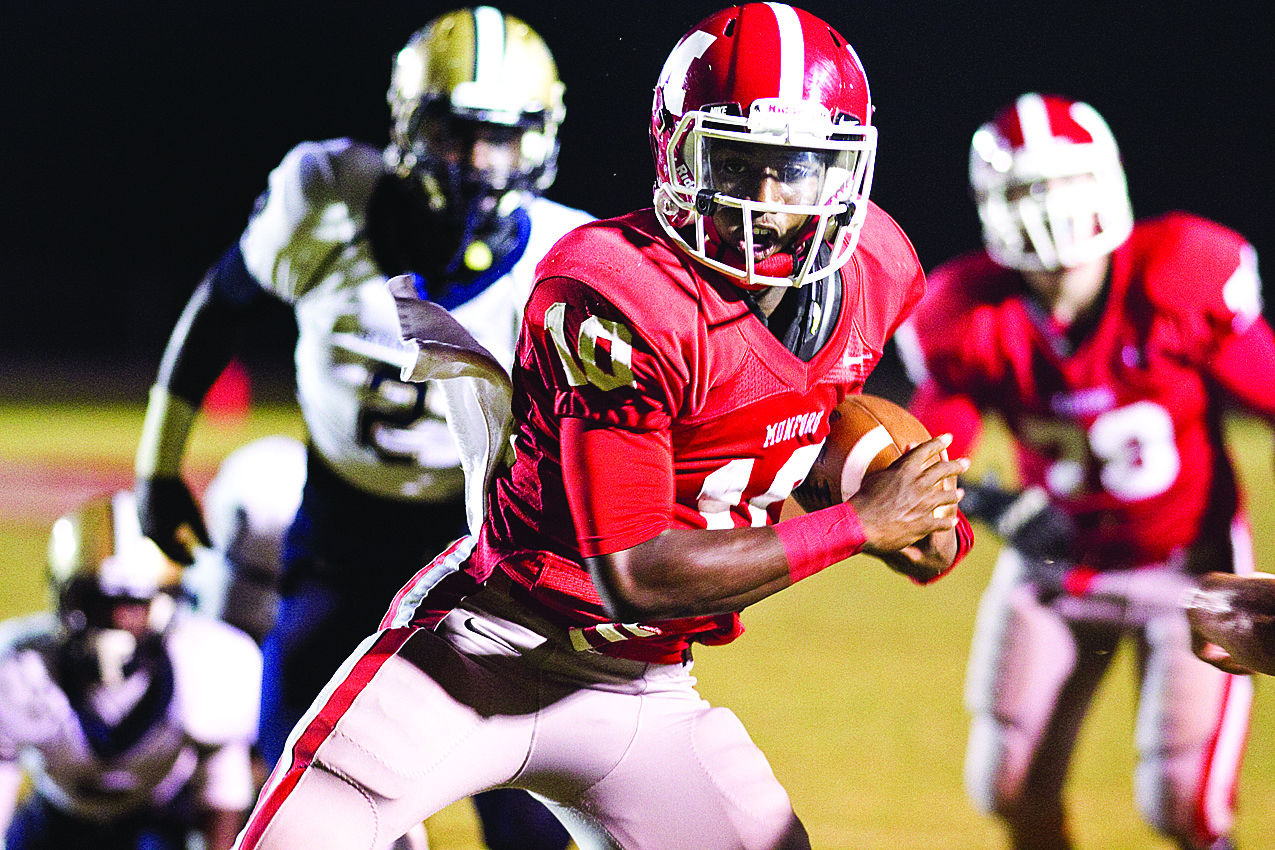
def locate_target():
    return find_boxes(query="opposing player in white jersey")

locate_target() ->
[132,8,588,848]
[185,435,307,645]
[0,492,261,850]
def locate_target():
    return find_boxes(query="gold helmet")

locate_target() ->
[49,492,182,682]
[387,7,565,222]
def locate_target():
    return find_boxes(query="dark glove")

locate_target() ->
[959,478,1075,562]
[134,475,210,564]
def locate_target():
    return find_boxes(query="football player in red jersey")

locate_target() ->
[231,6,971,849]
[901,92,1275,850]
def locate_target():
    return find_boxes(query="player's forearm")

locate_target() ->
[138,258,261,476]
[588,526,795,621]
[135,384,199,477]
[589,504,867,621]
[1186,572,1275,676]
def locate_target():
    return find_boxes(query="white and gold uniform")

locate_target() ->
[0,610,260,843]
[241,138,589,501]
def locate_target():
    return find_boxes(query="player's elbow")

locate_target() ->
[586,552,676,622]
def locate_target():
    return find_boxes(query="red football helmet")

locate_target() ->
[970,93,1133,272]
[650,3,876,289]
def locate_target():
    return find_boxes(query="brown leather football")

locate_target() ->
[787,394,937,515]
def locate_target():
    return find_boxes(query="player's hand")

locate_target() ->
[0,649,63,743]
[869,534,957,584]
[1184,571,1275,676]
[960,478,1075,562]
[852,434,967,556]
[134,474,210,565]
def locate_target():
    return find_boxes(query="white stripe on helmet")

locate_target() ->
[767,3,806,101]
[472,6,505,86]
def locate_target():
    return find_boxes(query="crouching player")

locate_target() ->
[0,492,261,850]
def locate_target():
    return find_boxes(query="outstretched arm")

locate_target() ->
[135,246,266,563]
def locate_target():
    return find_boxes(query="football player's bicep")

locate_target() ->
[560,417,674,560]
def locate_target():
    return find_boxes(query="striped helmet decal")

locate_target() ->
[471,6,506,87]
[766,2,806,101]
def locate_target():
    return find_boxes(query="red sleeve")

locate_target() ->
[561,417,674,557]
[909,378,985,461]
[522,272,692,432]
[952,511,975,567]
[1206,315,1275,419]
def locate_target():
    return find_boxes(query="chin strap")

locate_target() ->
[703,215,818,288]
[754,251,795,277]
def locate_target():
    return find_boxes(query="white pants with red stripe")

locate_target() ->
[964,533,1254,849]
[233,582,806,850]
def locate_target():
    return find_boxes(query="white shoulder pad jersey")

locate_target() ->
[0,611,261,820]
[239,138,594,501]
[185,435,306,641]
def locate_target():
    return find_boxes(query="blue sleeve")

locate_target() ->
[208,242,268,305]
[154,244,273,406]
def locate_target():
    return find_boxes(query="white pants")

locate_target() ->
[233,581,805,850]
[964,545,1253,848]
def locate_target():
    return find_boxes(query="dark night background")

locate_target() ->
[2,2,1271,399]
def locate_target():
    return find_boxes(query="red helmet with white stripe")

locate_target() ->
[970,93,1133,272]
[650,3,876,289]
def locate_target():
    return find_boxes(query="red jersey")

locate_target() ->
[910,212,1275,570]
[458,204,925,662]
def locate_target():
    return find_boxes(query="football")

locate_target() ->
[787,393,939,516]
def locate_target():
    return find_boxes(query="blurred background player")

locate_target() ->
[185,435,306,645]
[231,5,971,849]
[0,492,261,850]
[131,7,588,848]
[899,92,1275,849]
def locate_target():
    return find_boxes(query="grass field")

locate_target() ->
[1,401,1271,849]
